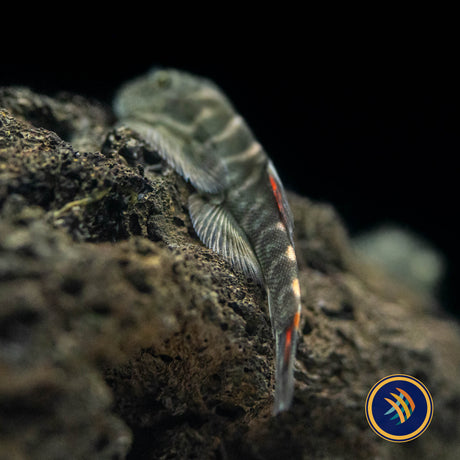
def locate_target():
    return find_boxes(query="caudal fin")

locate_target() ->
[273,323,297,415]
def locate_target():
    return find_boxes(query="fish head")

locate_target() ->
[114,68,223,124]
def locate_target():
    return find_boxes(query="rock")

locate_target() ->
[1,86,459,459]
[353,224,445,296]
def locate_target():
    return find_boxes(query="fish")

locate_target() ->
[114,68,301,414]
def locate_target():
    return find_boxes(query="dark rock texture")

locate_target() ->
[1,87,459,459]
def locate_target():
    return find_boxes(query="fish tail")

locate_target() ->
[273,323,297,415]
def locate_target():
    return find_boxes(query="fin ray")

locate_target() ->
[120,119,227,193]
[189,194,263,283]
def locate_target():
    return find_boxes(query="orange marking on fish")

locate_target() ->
[284,325,293,363]
[286,245,296,261]
[292,278,300,299]
[269,174,284,215]
[293,311,300,330]
[284,312,300,363]
[269,174,278,193]
[285,327,292,348]
[276,222,285,231]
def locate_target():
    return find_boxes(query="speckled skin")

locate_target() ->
[114,69,301,413]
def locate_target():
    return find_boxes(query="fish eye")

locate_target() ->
[155,71,172,89]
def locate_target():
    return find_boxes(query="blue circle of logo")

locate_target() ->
[365,374,433,442]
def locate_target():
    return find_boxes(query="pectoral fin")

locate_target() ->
[188,193,263,284]
[121,119,227,194]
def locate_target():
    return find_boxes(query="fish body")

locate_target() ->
[114,69,301,414]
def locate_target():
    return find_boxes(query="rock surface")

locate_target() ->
[0,86,459,459]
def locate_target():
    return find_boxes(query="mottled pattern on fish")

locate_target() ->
[114,69,301,414]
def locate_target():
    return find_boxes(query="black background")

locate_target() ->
[1,19,458,316]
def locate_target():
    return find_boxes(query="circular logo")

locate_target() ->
[365,374,433,442]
